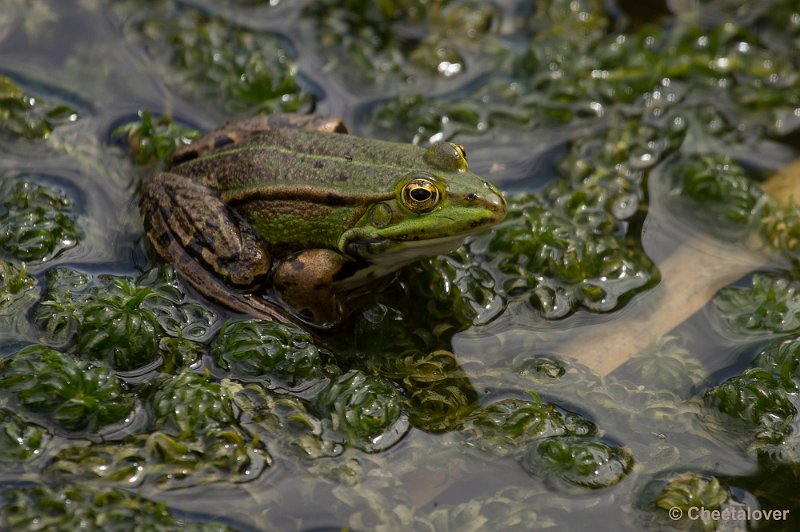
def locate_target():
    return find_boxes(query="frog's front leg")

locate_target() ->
[272,249,350,327]
[172,114,348,165]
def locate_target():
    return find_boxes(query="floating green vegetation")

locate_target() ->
[522,436,633,490]
[488,116,666,319]
[0,179,80,262]
[211,319,331,389]
[113,0,313,115]
[112,111,199,168]
[492,193,657,318]
[0,344,133,433]
[364,348,477,433]
[753,335,800,388]
[147,370,237,438]
[317,369,406,452]
[48,425,269,488]
[667,152,800,262]
[705,334,800,457]
[32,267,212,372]
[0,260,35,311]
[369,0,799,142]
[0,75,77,140]
[460,394,596,458]
[48,371,269,489]
[706,368,795,443]
[232,382,340,460]
[670,154,763,228]
[0,407,49,462]
[713,274,800,336]
[304,0,499,86]
[0,483,232,531]
[654,473,732,528]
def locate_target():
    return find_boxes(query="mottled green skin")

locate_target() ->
[140,115,506,327]
[169,127,502,254]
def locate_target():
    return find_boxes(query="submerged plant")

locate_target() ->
[0,75,77,140]
[654,473,732,526]
[115,0,313,114]
[0,180,80,262]
[0,483,232,531]
[0,345,133,432]
[0,407,49,462]
[33,267,212,372]
[713,274,800,336]
[461,394,596,458]
[522,436,633,489]
[211,319,330,389]
[0,260,36,312]
[317,369,407,452]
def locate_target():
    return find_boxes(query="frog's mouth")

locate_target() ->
[335,234,470,289]
[345,232,474,266]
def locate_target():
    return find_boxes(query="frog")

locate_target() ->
[140,114,506,328]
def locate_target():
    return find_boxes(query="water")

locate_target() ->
[2,0,800,530]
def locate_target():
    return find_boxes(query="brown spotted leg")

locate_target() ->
[140,172,299,325]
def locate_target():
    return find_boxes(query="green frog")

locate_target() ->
[140,114,506,328]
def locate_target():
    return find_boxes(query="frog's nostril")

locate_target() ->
[465,192,477,201]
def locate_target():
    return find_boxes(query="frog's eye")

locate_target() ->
[423,142,468,171]
[401,177,440,213]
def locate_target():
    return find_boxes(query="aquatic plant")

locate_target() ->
[0,483,232,531]
[0,75,77,140]
[211,319,330,389]
[47,372,269,488]
[654,473,732,526]
[33,267,212,372]
[670,154,763,227]
[0,344,133,432]
[522,436,633,489]
[304,0,499,86]
[714,274,800,336]
[0,407,48,462]
[0,180,80,262]
[112,111,199,167]
[461,394,596,458]
[114,0,313,114]
[317,369,406,452]
[0,260,36,311]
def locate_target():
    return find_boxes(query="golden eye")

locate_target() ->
[402,178,440,213]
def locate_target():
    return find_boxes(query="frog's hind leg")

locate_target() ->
[140,172,296,325]
[171,115,348,165]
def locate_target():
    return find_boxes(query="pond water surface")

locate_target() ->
[1,0,800,530]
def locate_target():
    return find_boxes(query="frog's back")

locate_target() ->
[174,128,425,202]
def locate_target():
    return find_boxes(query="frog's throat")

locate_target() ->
[344,232,474,267]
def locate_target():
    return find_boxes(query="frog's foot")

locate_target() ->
[172,114,348,165]
[141,172,296,323]
[272,249,350,328]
